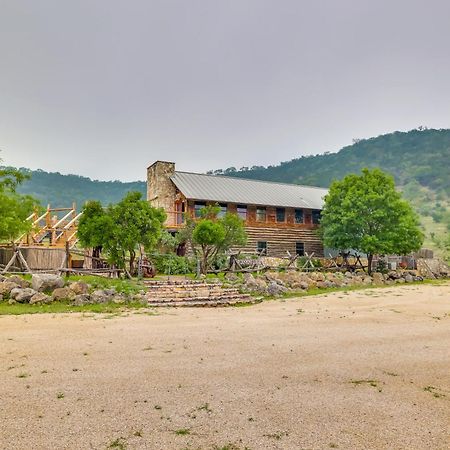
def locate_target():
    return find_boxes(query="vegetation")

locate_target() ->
[179,205,247,274]
[320,169,423,274]
[78,192,166,274]
[0,161,38,243]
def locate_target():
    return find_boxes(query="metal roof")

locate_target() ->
[170,171,328,209]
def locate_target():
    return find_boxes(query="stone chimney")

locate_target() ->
[147,161,176,215]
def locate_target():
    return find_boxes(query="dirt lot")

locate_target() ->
[1,283,449,450]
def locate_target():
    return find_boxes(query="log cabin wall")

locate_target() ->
[184,201,323,257]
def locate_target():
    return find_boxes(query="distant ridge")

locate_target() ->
[13,168,146,208]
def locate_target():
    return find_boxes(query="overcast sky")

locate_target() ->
[1,0,449,181]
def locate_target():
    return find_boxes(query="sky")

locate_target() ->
[1,0,450,181]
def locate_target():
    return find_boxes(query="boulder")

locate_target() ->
[225,272,239,283]
[69,281,89,295]
[10,287,37,303]
[372,272,385,285]
[267,281,288,296]
[29,292,51,305]
[7,275,31,288]
[31,274,64,292]
[404,274,414,283]
[52,287,76,301]
[0,281,20,296]
[72,294,92,306]
[90,289,114,304]
[243,274,268,294]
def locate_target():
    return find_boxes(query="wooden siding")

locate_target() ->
[175,201,324,257]
[235,226,323,257]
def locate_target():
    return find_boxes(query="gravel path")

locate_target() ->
[1,283,449,450]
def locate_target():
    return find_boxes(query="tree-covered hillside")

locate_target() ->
[14,169,146,208]
[210,128,450,195]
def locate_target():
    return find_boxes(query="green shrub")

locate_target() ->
[151,254,196,275]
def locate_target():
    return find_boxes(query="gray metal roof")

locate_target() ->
[170,171,328,209]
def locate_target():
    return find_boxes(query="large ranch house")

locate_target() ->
[147,161,328,257]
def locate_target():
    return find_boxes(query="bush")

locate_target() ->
[151,254,196,275]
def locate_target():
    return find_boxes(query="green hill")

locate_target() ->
[14,169,146,208]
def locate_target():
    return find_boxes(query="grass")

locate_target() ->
[174,428,191,436]
[0,300,150,315]
[423,385,446,398]
[108,437,127,449]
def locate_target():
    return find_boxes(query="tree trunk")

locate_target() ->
[129,249,136,275]
[367,253,373,275]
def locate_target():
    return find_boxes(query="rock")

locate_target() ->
[243,274,268,294]
[396,278,405,283]
[90,289,113,304]
[362,276,373,285]
[0,281,20,295]
[344,271,353,278]
[300,281,310,290]
[372,272,384,285]
[10,287,37,303]
[72,294,92,306]
[69,281,89,295]
[29,292,51,305]
[52,287,76,301]
[404,274,413,283]
[112,294,127,304]
[266,281,288,296]
[225,272,239,283]
[31,274,64,292]
[265,272,281,283]
[7,275,31,288]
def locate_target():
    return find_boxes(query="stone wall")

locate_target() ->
[147,161,177,226]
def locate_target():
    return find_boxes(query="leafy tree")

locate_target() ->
[0,160,37,243]
[107,192,166,273]
[180,205,247,274]
[320,168,423,274]
[78,192,166,274]
[77,201,114,265]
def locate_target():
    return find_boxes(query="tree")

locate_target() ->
[180,205,247,274]
[77,200,114,266]
[78,192,166,274]
[0,161,37,243]
[320,168,423,274]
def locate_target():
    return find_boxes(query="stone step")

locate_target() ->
[147,297,260,307]
[144,287,241,296]
[146,293,251,302]
[144,279,254,307]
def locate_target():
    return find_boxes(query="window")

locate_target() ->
[194,202,206,218]
[276,207,285,222]
[175,202,185,225]
[237,204,247,220]
[296,242,305,256]
[257,241,267,255]
[312,209,321,224]
[256,207,266,222]
[294,209,304,224]
[218,203,227,218]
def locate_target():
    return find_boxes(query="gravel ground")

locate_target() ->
[0,283,449,450]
